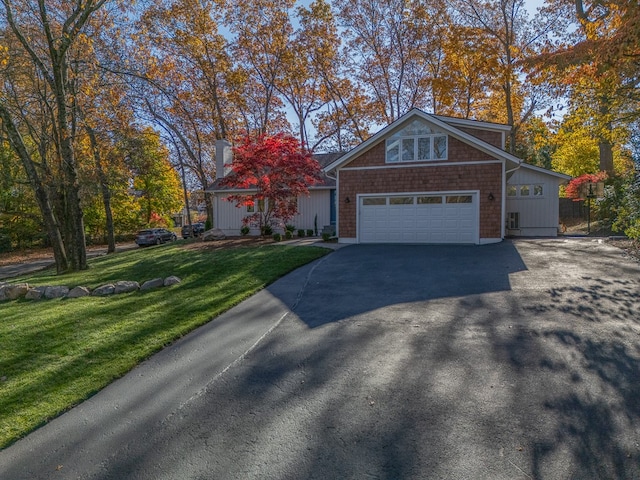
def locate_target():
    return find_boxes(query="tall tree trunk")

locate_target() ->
[599,140,615,175]
[86,124,116,253]
[177,148,193,229]
[599,96,615,175]
[53,62,87,270]
[0,107,68,273]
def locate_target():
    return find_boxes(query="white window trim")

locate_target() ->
[507,183,545,199]
[386,134,448,163]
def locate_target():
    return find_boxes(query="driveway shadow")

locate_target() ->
[289,242,528,327]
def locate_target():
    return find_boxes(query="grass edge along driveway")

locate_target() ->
[0,243,329,449]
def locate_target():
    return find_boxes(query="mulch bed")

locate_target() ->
[182,236,275,252]
[607,238,640,263]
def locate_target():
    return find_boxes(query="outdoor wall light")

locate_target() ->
[345,196,351,203]
[488,192,495,201]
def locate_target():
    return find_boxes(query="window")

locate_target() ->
[508,184,544,198]
[362,197,387,206]
[433,136,447,159]
[387,139,399,163]
[417,196,442,204]
[390,197,414,205]
[246,201,255,213]
[257,198,265,212]
[385,118,447,163]
[387,136,447,163]
[402,138,414,161]
[446,195,473,204]
[418,137,431,160]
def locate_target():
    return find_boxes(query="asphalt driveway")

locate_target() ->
[1,239,640,479]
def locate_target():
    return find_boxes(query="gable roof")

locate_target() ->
[324,108,523,174]
[517,162,572,181]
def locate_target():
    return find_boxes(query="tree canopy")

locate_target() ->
[220,133,322,232]
[1,0,640,261]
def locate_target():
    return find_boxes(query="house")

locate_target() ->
[208,109,570,243]
[209,139,340,236]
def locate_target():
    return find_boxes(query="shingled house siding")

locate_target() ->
[458,127,503,148]
[346,138,498,169]
[338,163,503,239]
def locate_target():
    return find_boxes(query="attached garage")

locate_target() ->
[358,192,479,244]
[324,109,567,244]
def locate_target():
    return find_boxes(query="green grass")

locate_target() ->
[0,243,329,449]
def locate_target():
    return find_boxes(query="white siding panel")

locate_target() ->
[213,190,331,236]
[506,168,562,237]
[214,195,248,236]
[292,190,332,232]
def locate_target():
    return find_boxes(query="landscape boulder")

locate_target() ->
[67,286,91,298]
[92,284,116,296]
[6,283,29,300]
[141,278,164,290]
[25,287,46,300]
[44,286,70,299]
[163,276,181,287]
[114,280,140,294]
[202,228,226,241]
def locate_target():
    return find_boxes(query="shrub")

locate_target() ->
[272,233,282,242]
[262,224,273,236]
[297,229,305,237]
[240,225,250,236]
[306,229,314,237]
[205,219,212,231]
[285,224,296,233]
[613,173,640,240]
[0,233,12,253]
[285,230,293,239]
[322,232,331,242]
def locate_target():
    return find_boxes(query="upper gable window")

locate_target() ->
[385,119,447,163]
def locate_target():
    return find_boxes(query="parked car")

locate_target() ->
[181,222,206,238]
[135,228,177,247]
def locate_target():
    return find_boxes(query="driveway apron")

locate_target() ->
[1,239,640,479]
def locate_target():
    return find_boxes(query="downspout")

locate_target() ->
[503,161,522,240]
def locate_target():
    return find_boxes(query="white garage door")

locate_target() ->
[359,193,478,244]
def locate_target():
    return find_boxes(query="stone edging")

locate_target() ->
[0,276,181,302]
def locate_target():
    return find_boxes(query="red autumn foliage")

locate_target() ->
[148,211,167,227]
[220,133,322,232]
[565,172,608,200]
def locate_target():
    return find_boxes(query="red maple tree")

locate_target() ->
[565,172,608,201]
[220,133,322,233]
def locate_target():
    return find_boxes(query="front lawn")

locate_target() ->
[0,243,329,449]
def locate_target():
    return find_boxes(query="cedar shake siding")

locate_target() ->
[458,127,503,148]
[338,163,503,239]
[345,137,498,169]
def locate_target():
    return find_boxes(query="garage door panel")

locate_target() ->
[359,193,477,244]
